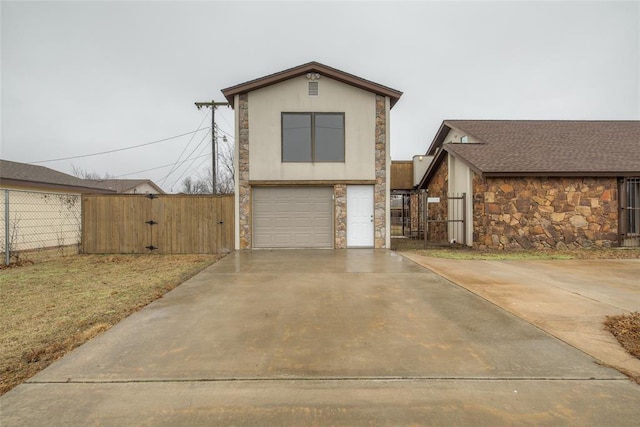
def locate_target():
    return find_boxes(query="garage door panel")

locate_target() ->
[253,187,333,248]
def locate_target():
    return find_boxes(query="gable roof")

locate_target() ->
[85,179,165,194]
[221,61,403,108]
[419,120,640,186]
[0,159,115,193]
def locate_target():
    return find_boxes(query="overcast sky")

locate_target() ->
[2,0,638,193]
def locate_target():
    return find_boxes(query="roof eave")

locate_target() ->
[221,61,403,108]
[482,171,639,178]
[416,147,448,190]
[0,178,117,194]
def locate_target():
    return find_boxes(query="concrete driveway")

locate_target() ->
[401,253,640,379]
[2,250,640,425]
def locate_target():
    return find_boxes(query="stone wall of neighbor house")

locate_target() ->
[425,159,449,242]
[472,175,619,249]
[238,93,251,249]
[374,95,387,248]
[334,184,347,248]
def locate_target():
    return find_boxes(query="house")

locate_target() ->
[417,120,640,249]
[0,159,116,257]
[0,159,116,194]
[86,179,165,194]
[221,62,402,250]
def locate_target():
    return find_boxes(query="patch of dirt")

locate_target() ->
[0,259,35,270]
[604,312,640,384]
[605,312,640,360]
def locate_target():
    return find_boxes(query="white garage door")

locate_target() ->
[253,187,333,248]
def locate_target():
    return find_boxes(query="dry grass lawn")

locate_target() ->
[391,237,640,260]
[0,254,223,395]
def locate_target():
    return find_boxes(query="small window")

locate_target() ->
[461,135,469,143]
[308,81,319,96]
[282,112,345,162]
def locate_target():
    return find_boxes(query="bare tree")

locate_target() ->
[180,176,210,194]
[71,165,113,180]
[216,136,235,194]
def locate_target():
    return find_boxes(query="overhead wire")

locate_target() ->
[112,153,211,178]
[163,129,213,190]
[159,109,211,187]
[167,136,213,191]
[30,128,209,163]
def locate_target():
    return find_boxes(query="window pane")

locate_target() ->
[282,114,311,162]
[314,114,344,162]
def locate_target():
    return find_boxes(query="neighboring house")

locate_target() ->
[417,120,640,249]
[0,159,115,194]
[86,179,165,194]
[221,62,402,249]
[0,159,115,255]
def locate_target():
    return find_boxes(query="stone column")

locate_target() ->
[238,93,251,249]
[374,95,387,248]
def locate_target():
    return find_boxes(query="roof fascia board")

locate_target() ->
[482,171,639,178]
[416,147,448,189]
[425,122,451,156]
[221,62,402,108]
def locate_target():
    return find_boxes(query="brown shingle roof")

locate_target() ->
[85,179,165,194]
[221,61,402,108]
[0,159,115,193]
[438,120,640,176]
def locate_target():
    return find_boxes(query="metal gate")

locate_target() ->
[423,192,467,246]
[620,177,640,247]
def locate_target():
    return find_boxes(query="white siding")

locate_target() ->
[448,154,474,246]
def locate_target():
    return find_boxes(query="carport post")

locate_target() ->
[4,190,9,266]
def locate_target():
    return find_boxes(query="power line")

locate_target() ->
[158,128,211,186]
[215,124,234,140]
[30,128,209,164]
[112,153,211,178]
[167,134,213,191]
[159,110,211,187]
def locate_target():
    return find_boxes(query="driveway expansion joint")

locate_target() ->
[25,376,630,385]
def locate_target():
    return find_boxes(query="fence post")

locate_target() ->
[4,190,9,266]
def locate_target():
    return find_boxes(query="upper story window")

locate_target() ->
[282,112,345,162]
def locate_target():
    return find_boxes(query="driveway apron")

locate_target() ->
[2,249,640,426]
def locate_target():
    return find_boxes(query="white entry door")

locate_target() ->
[347,185,374,247]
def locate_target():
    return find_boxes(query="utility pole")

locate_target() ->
[194,100,229,194]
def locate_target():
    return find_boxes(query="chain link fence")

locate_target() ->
[1,189,82,265]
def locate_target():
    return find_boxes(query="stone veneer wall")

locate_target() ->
[425,158,449,242]
[238,93,251,249]
[473,175,619,249]
[374,95,387,248]
[334,185,347,248]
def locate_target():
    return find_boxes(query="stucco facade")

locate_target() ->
[224,62,401,250]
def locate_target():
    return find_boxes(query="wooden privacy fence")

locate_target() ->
[82,194,234,254]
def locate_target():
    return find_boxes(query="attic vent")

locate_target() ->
[461,135,469,143]
[308,81,319,96]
